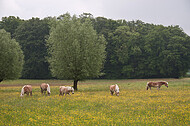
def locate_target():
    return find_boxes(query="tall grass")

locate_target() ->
[0,79,190,125]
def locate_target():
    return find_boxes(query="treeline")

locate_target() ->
[0,13,190,79]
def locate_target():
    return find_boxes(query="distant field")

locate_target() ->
[0,78,190,125]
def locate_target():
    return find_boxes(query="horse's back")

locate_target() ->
[64,86,71,93]
[60,86,66,92]
[110,85,116,91]
[60,86,66,89]
[147,82,156,86]
[59,86,71,95]
[147,81,165,87]
[24,85,32,92]
[41,83,48,89]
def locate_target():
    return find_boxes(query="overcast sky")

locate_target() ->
[0,0,190,35]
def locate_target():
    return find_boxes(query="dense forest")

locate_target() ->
[0,13,190,79]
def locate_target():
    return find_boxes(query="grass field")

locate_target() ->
[0,78,190,125]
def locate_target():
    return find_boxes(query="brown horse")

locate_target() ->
[59,86,74,96]
[20,85,32,96]
[110,84,119,96]
[146,81,168,90]
[40,83,51,96]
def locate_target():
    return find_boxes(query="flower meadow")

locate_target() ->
[0,79,190,125]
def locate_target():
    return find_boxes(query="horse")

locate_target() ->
[20,85,32,96]
[59,86,74,96]
[146,81,168,90]
[110,84,119,96]
[40,83,51,96]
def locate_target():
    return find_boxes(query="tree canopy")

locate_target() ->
[47,14,107,90]
[1,13,190,80]
[0,29,24,82]
[0,16,23,38]
[102,23,190,78]
[14,18,51,79]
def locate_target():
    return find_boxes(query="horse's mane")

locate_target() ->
[159,81,168,85]
[47,84,51,93]
[163,81,168,84]
[20,85,26,96]
[67,86,74,91]
[115,84,119,92]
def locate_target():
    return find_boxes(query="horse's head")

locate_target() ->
[20,92,24,97]
[115,84,119,96]
[47,91,51,96]
[163,81,168,88]
[67,86,74,94]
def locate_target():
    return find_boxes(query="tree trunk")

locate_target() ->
[73,80,78,91]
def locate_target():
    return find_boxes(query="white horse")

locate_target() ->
[59,86,74,96]
[110,84,119,96]
[40,83,51,96]
[20,85,32,96]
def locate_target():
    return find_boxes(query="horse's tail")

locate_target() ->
[47,84,51,93]
[20,85,25,96]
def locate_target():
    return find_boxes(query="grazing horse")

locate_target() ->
[110,84,119,96]
[59,86,74,96]
[40,83,51,96]
[20,85,32,96]
[146,81,168,90]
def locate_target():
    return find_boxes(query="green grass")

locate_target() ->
[0,78,190,125]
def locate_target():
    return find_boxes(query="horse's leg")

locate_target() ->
[30,91,32,96]
[26,92,29,96]
[157,87,160,90]
[59,92,63,96]
[110,90,113,95]
[41,88,43,94]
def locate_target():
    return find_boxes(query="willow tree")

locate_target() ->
[0,29,24,82]
[47,14,106,90]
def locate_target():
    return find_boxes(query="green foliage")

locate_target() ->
[14,18,51,79]
[0,29,24,81]
[47,14,107,89]
[92,17,122,78]
[1,13,190,79]
[144,25,190,78]
[98,20,190,79]
[0,16,23,38]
